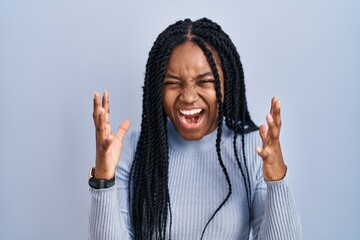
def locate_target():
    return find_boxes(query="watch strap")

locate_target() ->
[88,167,115,189]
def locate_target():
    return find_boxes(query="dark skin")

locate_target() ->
[92,46,287,181]
[162,42,224,141]
[92,90,130,180]
[257,96,287,180]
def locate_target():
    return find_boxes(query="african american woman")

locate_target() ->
[89,18,301,240]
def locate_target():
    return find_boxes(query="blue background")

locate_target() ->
[1,0,359,239]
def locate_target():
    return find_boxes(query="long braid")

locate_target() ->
[153,37,187,240]
[192,18,256,216]
[130,21,188,238]
[194,37,232,240]
[192,23,251,212]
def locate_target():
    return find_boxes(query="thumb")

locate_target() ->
[256,146,269,160]
[115,120,131,144]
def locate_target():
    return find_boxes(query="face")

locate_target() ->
[162,41,224,141]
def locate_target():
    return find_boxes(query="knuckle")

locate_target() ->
[117,132,125,140]
[117,129,127,140]
[97,125,106,132]
[115,134,122,142]
[102,140,109,148]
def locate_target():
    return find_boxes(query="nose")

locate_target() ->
[180,85,199,104]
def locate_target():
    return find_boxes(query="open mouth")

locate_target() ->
[178,108,204,125]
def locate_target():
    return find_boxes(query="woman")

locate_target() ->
[89,18,301,239]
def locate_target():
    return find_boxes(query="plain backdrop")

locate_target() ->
[0,0,359,239]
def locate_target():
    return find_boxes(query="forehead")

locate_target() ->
[166,42,210,73]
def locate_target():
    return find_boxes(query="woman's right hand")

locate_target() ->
[93,90,130,180]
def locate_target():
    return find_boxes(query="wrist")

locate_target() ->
[93,167,114,180]
[88,167,115,189]
[263,163,287,181]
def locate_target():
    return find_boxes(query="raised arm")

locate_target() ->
[253,97,301,239]
[89,90,132,240]
[256,96,287,181]
[93,90,130,180]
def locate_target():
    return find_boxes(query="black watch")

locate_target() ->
[88,168,115,189]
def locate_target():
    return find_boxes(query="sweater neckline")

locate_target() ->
[166,119,233,153]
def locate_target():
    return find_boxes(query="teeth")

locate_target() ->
[180,115,187,124]
[180,115,201,124]
[179,108,202,116]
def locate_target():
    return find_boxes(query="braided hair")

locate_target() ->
[129,18,258,240]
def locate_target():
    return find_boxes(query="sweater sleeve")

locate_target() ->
[250,134,302,240]
[260,176,302,239]
[89,186,131,240]
[89,130,137,240]
[251,175,302,240]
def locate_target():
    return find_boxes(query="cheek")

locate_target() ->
[210,90,220,116]
[200,90,218,113]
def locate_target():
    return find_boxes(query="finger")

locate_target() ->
[272,98,282,128]
[93,92,101,126]
[270,96,277,116]
[256,146,269,160]
[258,125,267,145]
[102,90,110,115]
[97,108,108,142]
[102,90,112,134]
[114,120,131,144]
[266,114,279,140]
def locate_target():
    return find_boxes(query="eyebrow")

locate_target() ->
[164,72,213,80]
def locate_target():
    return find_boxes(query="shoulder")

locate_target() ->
[222,124,261,149]
[123,127,141,151]
[224,128,263,177]
[243,129,262,148]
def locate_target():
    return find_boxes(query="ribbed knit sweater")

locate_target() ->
[89,121,301,239]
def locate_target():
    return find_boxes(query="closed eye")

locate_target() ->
[163,81,180,85]
[197,80,215,86]
[163,81,182,88]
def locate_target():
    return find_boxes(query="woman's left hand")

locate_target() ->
[256,96,287,181]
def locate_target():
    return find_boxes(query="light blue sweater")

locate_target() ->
[89,121,301,239]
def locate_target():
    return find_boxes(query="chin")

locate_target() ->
[180,133,204,141]
[177,129,207,141]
